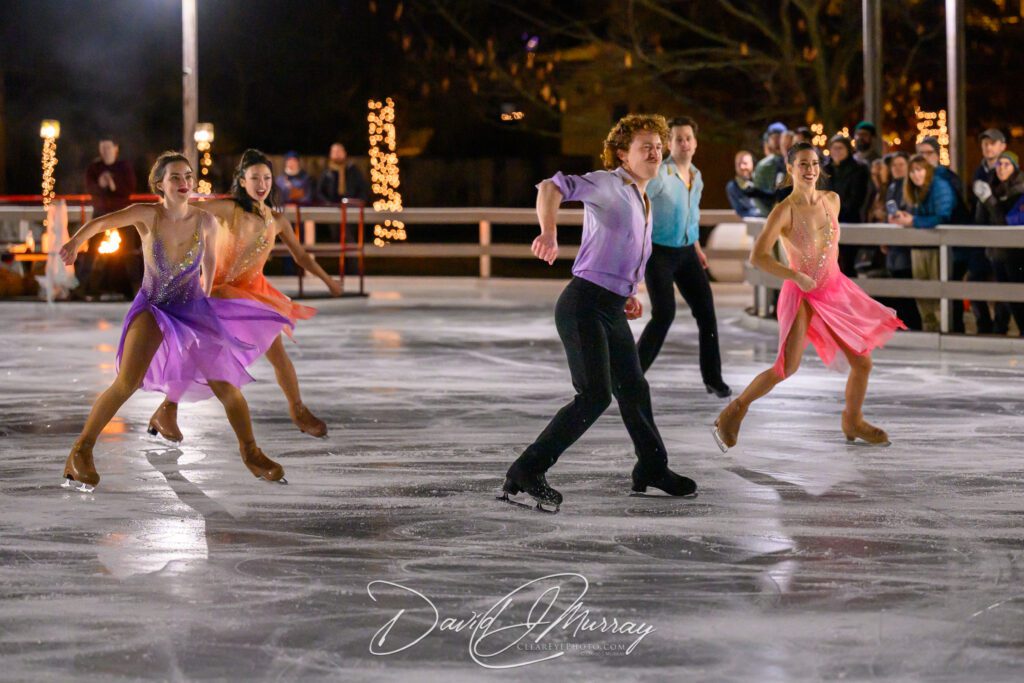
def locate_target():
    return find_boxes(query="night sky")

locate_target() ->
[1,0,552,195]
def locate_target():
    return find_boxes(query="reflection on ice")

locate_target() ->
[1,279,1023,681]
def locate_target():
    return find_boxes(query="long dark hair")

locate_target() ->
[230,148,280,214]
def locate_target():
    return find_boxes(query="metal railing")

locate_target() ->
[743,218,1024,334]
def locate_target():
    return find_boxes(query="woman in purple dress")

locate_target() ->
[59,152,293,491]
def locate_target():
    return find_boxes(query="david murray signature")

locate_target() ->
[366,573,656,669]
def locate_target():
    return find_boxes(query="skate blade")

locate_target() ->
[61,477,95,493]
[259,475,288,485]
[143,427,182,446]
[845,438,891,448]
[711,426,730,453]
[496,492,559,514]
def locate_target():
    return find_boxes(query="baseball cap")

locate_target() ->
[765,122,787,135]
[979,128,1006,143]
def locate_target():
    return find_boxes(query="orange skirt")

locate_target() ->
[213,273,316,338]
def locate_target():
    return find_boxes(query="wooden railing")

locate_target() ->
[1,202,744,286]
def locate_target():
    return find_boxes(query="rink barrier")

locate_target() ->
[0,195,367,296]
[2,202,744,288]
[743,218,1024,335]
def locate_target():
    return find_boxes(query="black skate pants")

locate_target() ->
[517,277,669,475]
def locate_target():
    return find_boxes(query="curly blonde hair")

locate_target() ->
[601,114,669,170]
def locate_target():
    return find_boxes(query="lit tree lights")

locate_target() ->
[915,107,950,166]
[39,120,60,230]
[194,123,215,195]
[367,98,406,247]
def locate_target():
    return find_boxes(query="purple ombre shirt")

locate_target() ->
[544,166,653,297]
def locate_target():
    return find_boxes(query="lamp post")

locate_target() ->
[182,0,198,170]
[40,119,60,230]
[193,122,214,194]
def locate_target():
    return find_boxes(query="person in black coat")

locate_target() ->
[316,143,371,273]
[825,135,870,276]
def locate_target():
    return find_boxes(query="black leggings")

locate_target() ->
[516,278,669,475]
[637,244,724,384]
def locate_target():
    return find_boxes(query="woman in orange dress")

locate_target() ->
[713,142,905,452]
[148,149,343,442]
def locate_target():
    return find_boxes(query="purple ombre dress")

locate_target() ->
[115,207,292,402]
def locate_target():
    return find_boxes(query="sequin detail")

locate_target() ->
[142,207,203,306]
[782,198,840,287]
[217,205,274,286]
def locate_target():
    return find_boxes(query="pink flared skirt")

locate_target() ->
[773,272,906,378]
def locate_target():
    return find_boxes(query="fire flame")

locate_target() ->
[98,229,121,254]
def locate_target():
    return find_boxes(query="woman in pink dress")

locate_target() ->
[713,142,905,451]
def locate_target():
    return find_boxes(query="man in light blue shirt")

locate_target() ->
[637,116,730,397]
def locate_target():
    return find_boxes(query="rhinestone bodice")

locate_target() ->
[781,197,840,287]
[141,206,203,305]
[215,204,274,287]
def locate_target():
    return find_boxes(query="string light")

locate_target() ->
[500,111,525,121]
[810,122,828,148]
[367,98,407,246]
[39,120,60,231]
[915,107,950,166]
[194,123,215,195]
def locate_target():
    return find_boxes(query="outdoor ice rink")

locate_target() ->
[1,277,1022,682]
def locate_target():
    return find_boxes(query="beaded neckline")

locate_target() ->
[153,206,201,275]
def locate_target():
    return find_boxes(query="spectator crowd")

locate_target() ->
[726,123,1024,335]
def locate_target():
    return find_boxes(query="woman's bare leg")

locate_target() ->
[265,335,327,437]
[207,380,285,481]
[824,326,888,444]
[64,311,163,487]
[714,300,814,449]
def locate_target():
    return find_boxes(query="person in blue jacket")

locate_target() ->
[888,154,957,331]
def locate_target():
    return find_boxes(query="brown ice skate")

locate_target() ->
[712,399,748,453]
[240,443,287,483]
[289,403,327,439]
[842,412,890,446]
[62,440,99,492]
[147,401,183,443]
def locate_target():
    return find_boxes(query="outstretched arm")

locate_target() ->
[200,212,219,296]
[59,204,146,265]
[533,179,563,265]
[275,215,343,296]
[749,202,814,291]
[194,198,235,223]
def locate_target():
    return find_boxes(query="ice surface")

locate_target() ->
[1,277,1022,682]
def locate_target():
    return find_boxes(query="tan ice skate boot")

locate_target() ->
[289,403,327,439]
[147,401,183,443]
[712,399,748,452]
[842,412,890,446]
[62,440,99,492]
[240,443,287,483]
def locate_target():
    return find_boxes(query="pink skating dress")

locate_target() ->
[773,196,906,378]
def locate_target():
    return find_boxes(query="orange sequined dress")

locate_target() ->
[212,204,317,336]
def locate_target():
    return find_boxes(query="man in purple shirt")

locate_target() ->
[501,114,698,512]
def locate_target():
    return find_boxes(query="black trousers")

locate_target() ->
[883,268,923,331]
[637,244,724,384]
[951,250,993,334]
[516,277,669,475]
